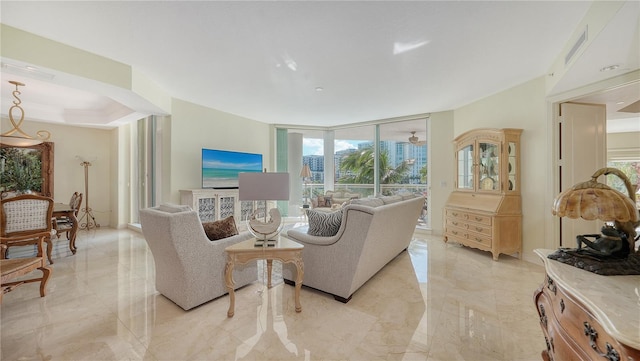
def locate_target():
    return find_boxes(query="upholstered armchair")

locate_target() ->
[139,204,257,310]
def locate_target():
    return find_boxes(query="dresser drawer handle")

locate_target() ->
[474,216,483,221]
[452,221,458,226]
[452,231,458,235]
[583,322,620,361]
[474,226,483,232]
[544,336,552,353]
[546,276,556,295]
[451,212,458,217]
[560,299,565,313]
[538,304,547,328]
[474,237,484,242]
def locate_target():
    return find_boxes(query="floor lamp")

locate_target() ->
[300,164,311,208]
[77,156,99,230]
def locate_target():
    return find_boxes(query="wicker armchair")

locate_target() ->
[53,192,82,240]
[0,194,54,302]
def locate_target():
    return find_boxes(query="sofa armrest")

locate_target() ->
[285,227,342,246]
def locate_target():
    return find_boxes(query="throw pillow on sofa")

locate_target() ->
[203,216,239,241]
[316,195,333,208]
[307,209,342,236]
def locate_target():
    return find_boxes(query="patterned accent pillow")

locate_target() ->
[316,196,327,207]
[307,209,343,237]
[324,196,333,207]
[202,216,238,241]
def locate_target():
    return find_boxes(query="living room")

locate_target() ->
[1,1,639,360]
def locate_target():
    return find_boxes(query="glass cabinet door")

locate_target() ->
[457,144,474,189]
[507,141,517,191]
[478,142,499,191]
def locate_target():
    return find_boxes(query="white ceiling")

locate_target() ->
[1,1,638,134]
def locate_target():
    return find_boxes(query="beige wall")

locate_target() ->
[1,118,114,227]
[607,131,640,161]
[453,77,549,262]
[167,98,272,204]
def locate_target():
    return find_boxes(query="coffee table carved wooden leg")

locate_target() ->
[225,256,236,317]
[267,259,273,288]
[293,253,304,313]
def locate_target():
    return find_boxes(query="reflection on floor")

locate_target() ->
[1,228,546,360]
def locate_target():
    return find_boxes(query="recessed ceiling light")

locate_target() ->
[616,101,625,105]
[600,64,620,72]
[315,87,324,92]
[393,40,430,55]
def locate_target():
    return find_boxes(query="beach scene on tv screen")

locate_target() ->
[202,149,262,188]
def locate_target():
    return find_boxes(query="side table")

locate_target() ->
[225,237,304,317]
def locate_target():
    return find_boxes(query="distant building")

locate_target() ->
[303,140,427,185]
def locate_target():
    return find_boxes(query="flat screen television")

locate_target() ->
[202,148,263,189]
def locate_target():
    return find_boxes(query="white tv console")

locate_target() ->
[179,189,265,225]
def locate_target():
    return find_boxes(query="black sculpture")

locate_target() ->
[576,225,630,259]
[549,167,639,275]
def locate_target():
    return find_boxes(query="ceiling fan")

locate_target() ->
[408,131,426,146]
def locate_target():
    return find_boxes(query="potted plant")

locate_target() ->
[0,148,43,194]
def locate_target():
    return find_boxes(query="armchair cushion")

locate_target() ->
[203,216,238,241]
[307,209,343,237]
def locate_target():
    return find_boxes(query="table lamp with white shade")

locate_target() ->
[239,172,290,246]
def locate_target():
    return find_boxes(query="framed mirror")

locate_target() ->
[0,142,54,198]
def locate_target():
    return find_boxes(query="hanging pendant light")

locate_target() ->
[1,81,51,146]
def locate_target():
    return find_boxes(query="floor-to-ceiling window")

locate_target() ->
[278,115,430,229]
[379,119,428,227]
[334,125,376,197]
[130,115,164,224]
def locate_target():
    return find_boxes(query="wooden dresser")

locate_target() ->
[533,249,640,361]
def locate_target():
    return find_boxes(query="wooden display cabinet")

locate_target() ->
[444,128,523,260]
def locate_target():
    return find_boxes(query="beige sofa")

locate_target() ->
[283,195,424,302]
[139,204,257,310]
[310,190,361,210]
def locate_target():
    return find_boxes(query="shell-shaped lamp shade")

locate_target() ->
[552,178,638,223]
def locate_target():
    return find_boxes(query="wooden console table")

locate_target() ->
[533,249,640,360]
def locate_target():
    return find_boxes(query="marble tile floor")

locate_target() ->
[1,228,547,361]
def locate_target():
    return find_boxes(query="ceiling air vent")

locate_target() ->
[565,26,588,66]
